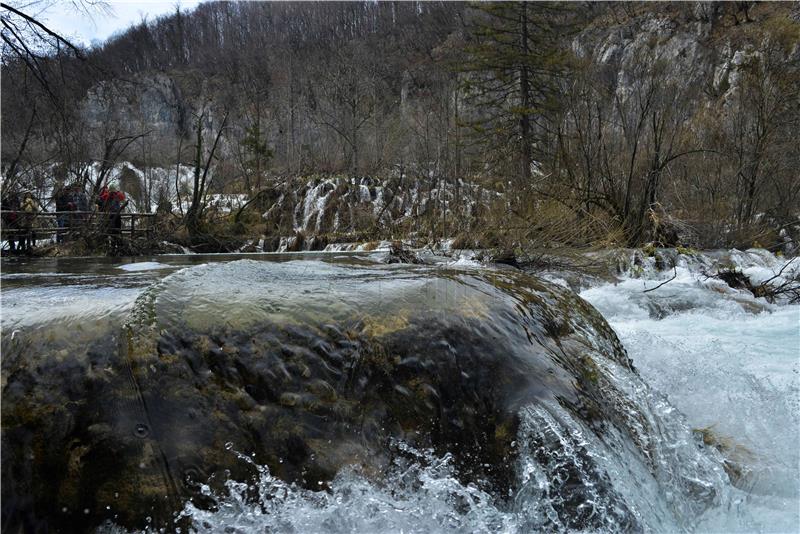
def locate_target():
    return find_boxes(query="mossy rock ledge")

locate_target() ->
[2,259,642,532]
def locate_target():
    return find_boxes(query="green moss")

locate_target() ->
[580,356,600,384]
[279,392,301,407]
[361,313,410,338]
[642,243,657,257]
[676,246,697,256]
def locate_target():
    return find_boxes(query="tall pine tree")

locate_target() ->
[460,2,574,185]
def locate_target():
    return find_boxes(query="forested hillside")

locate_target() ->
[2,1,799,253]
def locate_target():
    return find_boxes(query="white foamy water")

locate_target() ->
[0,284,142,330]
[161,250,798,534]
[5,249,795,533]
[167,391,731,534]
[170,444,515,534]
[580,250,800,533]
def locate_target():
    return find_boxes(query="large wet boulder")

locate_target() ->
[3,260,651,532]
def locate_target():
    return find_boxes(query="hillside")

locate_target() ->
[1,1,798,255]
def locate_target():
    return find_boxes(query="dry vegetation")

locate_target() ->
[1,2,798,255]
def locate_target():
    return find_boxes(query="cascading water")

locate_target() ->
[155,347,734,534]
[157,250,798,533]
[579,249,800,533]
[1,249,797,533]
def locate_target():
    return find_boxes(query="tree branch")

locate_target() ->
[1,2,86,59]
[643,265,677,293]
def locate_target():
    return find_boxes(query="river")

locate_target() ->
[1,249,797,533]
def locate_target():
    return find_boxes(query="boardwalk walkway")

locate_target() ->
[1,211,156,248]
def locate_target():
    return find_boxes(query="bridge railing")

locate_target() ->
[1,211,156,241]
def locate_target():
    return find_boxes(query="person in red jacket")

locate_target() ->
[96,185,128,235]
[96,186,109,209]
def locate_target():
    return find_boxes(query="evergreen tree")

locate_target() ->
[460,2,574,185]
[242,119,274,191]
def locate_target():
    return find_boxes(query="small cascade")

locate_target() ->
[260,175,493,239]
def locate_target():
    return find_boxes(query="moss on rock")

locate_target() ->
[3,261,644,532]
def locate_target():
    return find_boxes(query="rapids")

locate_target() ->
[579,250,800,533]
[1,249,797,533]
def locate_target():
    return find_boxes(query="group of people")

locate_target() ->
[1,183,128,253]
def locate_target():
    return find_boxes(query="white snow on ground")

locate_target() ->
[443,249,482,268]
[321,240,395,253]
[447,256,483,268]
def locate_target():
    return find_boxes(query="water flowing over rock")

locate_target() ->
[1,259,732,532]
[261,175,491,238]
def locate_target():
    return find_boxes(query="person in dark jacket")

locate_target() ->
[54,184,71,243]
[73,186,89,213]
[2,189,20,252]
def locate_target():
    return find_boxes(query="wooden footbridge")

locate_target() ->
[1,211,156,246]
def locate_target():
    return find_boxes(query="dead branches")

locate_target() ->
[704,258,799,303]
[643,265,677,293]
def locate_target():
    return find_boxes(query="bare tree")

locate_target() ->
[310,43,385,176]
[185,104,229,235]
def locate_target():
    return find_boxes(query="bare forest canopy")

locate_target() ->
[2,1,799,250]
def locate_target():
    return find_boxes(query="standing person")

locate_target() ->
[96,185,111,233]
[96,185,110,210]
[73,184,90,229]
[97,185,128,236]
[107,185,127,235]
[20,191,38,252]
[1,189,20,252]
[74,185,89,213]
[54,183,70,243]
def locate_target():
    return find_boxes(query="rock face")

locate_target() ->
[3,260,646,532]
[83,74,186,138]
[575,3,799,117]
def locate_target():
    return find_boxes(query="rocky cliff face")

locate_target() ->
[83,74,187,138]
[574,3,799,111]
[75,4,797,154]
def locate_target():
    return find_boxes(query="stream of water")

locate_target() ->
[1,249,797,533]
[578,251,799,533]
